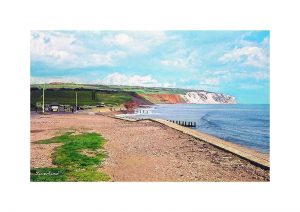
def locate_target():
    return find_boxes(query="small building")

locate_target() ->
[50,103,60,112]
[46,103,74,112]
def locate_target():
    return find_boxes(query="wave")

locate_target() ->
[200,114,222,130]
[133,104,270,153]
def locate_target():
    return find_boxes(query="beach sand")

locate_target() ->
[30,113,269,182]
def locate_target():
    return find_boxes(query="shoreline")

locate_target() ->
[152,118,269,169]
[114,104,270,155]
[31,112,270,181]
[103,113,269,169]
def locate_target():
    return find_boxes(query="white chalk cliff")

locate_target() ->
[181,91,237,104]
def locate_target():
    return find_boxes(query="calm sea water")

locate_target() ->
[131,104,270,153]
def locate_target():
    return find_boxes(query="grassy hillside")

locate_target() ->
[31,83,195,94]
[30,83,202,110]
[31,89,133,108]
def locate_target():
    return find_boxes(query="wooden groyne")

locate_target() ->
[99,113,270,170]
[167,120,196,128]
[152,118,270,170]
[135,109,151,114]
[113,115,196,128]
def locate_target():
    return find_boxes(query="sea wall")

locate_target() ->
[109,114,269,169]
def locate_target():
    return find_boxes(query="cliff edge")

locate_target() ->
[140,91,237,104]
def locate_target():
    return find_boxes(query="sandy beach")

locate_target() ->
[30,113,269,181]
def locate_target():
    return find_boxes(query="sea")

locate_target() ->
[128,104,270,153]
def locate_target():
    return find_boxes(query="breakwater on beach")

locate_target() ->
[124,104,270,154]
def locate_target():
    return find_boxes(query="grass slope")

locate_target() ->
[31,132,110,182]
[30,83,200,110]
[31,89,133,107]
[31,83,193,94]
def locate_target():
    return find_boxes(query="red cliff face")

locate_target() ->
[139,94,186,104]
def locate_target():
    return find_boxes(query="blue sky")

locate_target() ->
[31,30,270,104]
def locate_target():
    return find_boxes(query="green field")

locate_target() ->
[31,83,195,94]
[31,89,133,108]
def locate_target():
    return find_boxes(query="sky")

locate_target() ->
[30,30,270,104]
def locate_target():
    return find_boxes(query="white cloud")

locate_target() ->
[30,76,84,84]
[31,31,80,65]
[105,33,133,46]
[196,69,232,86]
[235,70,269,80]
[199,68,269,86]
[31,31,126,68]
[219,46,269,68]
[31,31,167,68]
[88,51,126,66]
[103,31,166,53]
[161,59,188,68]
[161,82,176,87]
[100,72,175,87]
[238,84,263,90]
[161,50,199,70]
[201,78,220,86]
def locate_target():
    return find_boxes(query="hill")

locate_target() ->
[30,83,236,110]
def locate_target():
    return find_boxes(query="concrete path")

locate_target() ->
[151,118,270,169]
